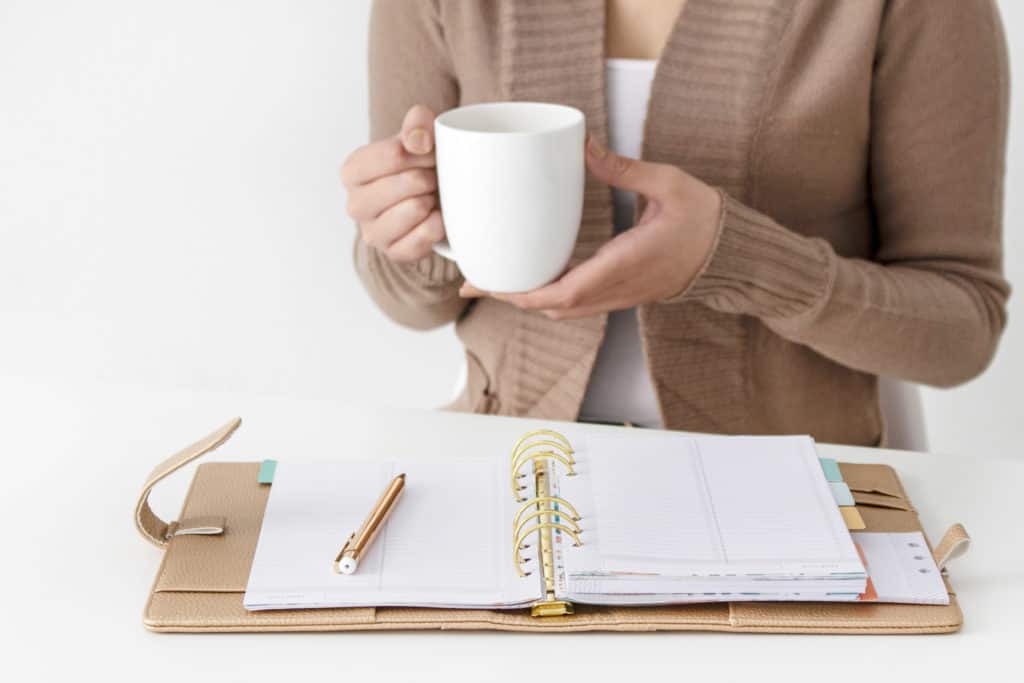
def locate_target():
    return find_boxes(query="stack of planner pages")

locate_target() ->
[554,432,867,604]
[240,429,901,611]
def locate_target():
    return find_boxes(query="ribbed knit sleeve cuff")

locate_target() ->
[666,192,836,325]
[399,252,463,288]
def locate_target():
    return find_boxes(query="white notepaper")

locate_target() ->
[244,459,537,610]
[852,532,950,605]
[696,435,852,565]
[586,436,720,562]
[557,431,865,599]
[244,430,871,611]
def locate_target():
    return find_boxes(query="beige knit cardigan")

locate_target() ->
[354,0,1010,446]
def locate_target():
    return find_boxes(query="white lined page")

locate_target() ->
[244,461,392,606]
[695,436,853,568]
[559,431,864,593]
[853,532,949,604]
[244,459,537,610]
[562,433,721,565]
[378,459,500,595]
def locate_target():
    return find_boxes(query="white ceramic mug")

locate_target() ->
[433,102,585,293]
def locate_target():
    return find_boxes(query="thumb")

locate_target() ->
[400,104,437,155]
[586,135,671,196]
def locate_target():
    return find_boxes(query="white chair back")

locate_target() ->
[878,378,929,451]
[448,360,929,451]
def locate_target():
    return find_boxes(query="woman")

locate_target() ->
[342,0,1010,446]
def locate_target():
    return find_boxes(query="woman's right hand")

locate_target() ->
[341,105,445,262]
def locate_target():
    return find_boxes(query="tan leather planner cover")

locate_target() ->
[137,419,966,634]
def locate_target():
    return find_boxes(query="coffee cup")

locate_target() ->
[433,102,585,293]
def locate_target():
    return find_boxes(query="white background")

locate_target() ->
[1,0,1021,460]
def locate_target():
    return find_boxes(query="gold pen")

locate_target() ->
[333,473,406,575]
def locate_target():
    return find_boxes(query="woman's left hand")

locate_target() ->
[459,136,722,319]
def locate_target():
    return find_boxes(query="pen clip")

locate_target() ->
[333,532,357,573]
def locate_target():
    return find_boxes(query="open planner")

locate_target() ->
[136,417,967,633]
[242,428,911,615]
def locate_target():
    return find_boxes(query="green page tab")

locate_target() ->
[258,459,277,484]
[819,457,842,482]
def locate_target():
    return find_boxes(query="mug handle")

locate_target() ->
[433,239,456,261]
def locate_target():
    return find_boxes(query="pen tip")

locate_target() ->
[397,473,406,479]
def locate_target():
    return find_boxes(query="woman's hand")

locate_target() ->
[459,137,723,319]
[342,105,445,262]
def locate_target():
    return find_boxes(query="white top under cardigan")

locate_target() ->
[578,58,663,428]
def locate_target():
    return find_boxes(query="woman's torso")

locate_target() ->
[445,0,883,445]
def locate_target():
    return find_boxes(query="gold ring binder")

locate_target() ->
[510,429,574,458]
[512,496,581,530]
[514,509,581,536]
[510,450,577,500]
[512,433,573,460]
[511,442,575,470]
[510,429,581,617]
[511,439,574,469]
[513,522,582,576]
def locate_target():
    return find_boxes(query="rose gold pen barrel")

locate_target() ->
[334,473,405,574]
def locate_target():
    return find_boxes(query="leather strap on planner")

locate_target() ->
[134,417,242,548]
[932,523,971,570]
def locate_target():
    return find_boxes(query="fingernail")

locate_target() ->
[587,136,607,159]
[405,128,430,154]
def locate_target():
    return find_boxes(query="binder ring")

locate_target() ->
[512,496,581,530]
[512,448,576,478]
[510,451,577,501]
[510,429,573,459]
[513,522,582,577]
[513,509,582,538]
[511,440,575,475]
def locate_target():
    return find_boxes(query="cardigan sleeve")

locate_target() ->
[671,0,1011,388]
[352,0,468,331]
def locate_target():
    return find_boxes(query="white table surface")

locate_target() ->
[4,376,1022,683]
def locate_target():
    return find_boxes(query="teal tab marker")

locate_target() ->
[258,459,277,484]
[829,481,855,507]
[819,457,842,482]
